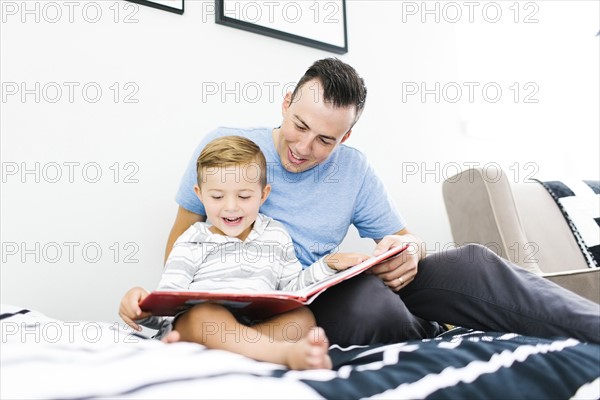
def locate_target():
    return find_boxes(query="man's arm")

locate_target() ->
[369,228,426,292]
[164,206,205,264]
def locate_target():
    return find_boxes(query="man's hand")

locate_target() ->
[325,252,371,271]
[370,233,425,292]
[118,286,151,331]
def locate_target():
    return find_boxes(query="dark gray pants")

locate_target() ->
[309,244,600,346]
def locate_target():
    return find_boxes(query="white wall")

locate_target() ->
[1,0,598,323]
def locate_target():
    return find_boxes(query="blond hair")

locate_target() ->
[196,136,267,188]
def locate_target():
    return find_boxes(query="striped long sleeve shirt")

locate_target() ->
[157,213,338,293]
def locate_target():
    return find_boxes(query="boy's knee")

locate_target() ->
[188,302,226,317]
[176,302,228,330]
[174,303,231,344]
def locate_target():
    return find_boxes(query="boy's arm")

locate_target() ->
[278,256,335,292]
[129,237,200,331]
[158,238,202,291]
[277,231,369,291]
[164,206,205,264]
[120,236,200,331]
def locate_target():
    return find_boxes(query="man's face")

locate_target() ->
[273,79,357,173]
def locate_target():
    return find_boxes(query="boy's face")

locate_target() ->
[195,163,270,241]
[273,79,357,173]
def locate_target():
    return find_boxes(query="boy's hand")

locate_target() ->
[118,286,152,331]
[325,252,370,271]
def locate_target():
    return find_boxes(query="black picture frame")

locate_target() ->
[128,0,184,15]
[215,0,347,54]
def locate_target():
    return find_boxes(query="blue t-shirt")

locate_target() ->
[175,127,406,267]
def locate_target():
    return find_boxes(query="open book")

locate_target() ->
[140,244,409,320]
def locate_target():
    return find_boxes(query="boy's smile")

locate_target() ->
[223,216,243,225]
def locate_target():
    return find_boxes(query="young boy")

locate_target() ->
[119,136,369,370]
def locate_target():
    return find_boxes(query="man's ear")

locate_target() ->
[282,91,293,115]
[341,130,352,144]
[194,184,202,201]
[260,184,272,205]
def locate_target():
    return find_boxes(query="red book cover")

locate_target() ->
[140,245,409,320]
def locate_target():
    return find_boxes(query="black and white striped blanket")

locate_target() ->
[1,304,599,399]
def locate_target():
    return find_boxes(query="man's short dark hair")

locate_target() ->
[292,58,367,122]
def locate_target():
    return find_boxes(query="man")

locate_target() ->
[167,58,599,345]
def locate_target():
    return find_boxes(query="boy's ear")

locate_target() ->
[194,184,202,201]
[260,184,272,204]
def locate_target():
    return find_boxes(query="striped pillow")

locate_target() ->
[536,179,600,268]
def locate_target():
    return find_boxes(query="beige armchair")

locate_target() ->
[442,166,599,303]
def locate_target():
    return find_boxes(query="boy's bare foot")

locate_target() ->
[286,327,333,370]
[160,330,181,343]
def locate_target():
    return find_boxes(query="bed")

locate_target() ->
[2,304,599,399]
